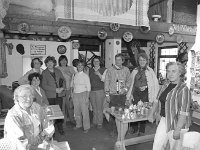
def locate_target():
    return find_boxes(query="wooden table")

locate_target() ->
[112,111,155,149]
[46,105,64,120]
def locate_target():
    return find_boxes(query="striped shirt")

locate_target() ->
[104,65,130,94]
[157,81,191,132]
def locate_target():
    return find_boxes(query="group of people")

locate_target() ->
[2,51,192,150]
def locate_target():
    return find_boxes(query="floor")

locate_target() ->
[53,117,200,150]
[53,118,155,150]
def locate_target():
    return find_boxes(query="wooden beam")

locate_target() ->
[3,16,196,43]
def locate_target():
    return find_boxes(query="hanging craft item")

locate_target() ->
[168,25,175,36]
[140,26,150,33]
[123,31,133,42]
[156,33,165,44]
[57,45,67,54]
[17,22,30,34]
[97,29,107,40]
[16,44,25,55]
[72,40,80,49]
[57,26,72,40]
[177,35,183,44]
[110,23,120,32]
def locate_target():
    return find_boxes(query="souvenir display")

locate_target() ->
[57,45,67,54]
[57,26,72,39]
[110,101,152,120]
[156,33,165,44]
[123,31,133,42]
[17,22,30,34]
[110,23,120,31]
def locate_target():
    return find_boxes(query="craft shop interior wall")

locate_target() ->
[1,40,71,86]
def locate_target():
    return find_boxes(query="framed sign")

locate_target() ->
[30,44,46,55]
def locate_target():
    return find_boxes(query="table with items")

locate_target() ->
[107,101,155,149]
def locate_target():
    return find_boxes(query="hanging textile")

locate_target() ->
[87,0,132,16]
[0,0,11,29]
[0,37,8,78]
[56,0,150,27]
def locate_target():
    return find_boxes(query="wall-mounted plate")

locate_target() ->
[57,45,67,54]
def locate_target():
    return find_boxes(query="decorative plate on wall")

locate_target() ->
[123,31,133,42]
[17,22,30,34]
[57,26,72,40]
[156,33,165,44]
[57,45,67,54]
[110,23,120,32]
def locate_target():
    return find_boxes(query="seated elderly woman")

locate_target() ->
[4,84,54,150]
[148,62,191,150]
[28,72,49,107]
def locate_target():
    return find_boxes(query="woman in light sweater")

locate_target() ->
[127,52,159,136]
[71,60,91,133]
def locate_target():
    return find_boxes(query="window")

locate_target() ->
[157,46,178,83]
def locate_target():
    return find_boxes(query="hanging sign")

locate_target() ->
[30,44,46,55]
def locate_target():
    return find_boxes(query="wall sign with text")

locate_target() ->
[30,44,46,55]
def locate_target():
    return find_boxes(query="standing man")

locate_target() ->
[104,53,131,137]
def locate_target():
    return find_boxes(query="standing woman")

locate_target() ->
[41,56,66,135]
[127,53,159,136]
[28,72,49,107]
[148,62,191,150]
[89,56,107,128]
[18,57,43,85]
[72,60,91,133]
[57,55,75,124]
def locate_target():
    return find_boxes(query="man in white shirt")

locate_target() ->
[72,60,91,133]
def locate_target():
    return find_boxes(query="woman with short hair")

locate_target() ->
[127,52,159,136]
[57,55,75,124]
[148,62,191,150]
[4,85,54,149]
[89,56,107,128]
[41,56,66,135]
[71,60,91,133]
[28,72,49,107]
[18,57,43,85]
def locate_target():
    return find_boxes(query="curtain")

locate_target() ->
[87,0,133,16]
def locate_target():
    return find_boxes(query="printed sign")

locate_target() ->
[30,44,46,55]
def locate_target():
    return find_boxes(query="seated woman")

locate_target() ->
[4,85,54,149]
[28,72,49,107]
[18,58,44,85]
